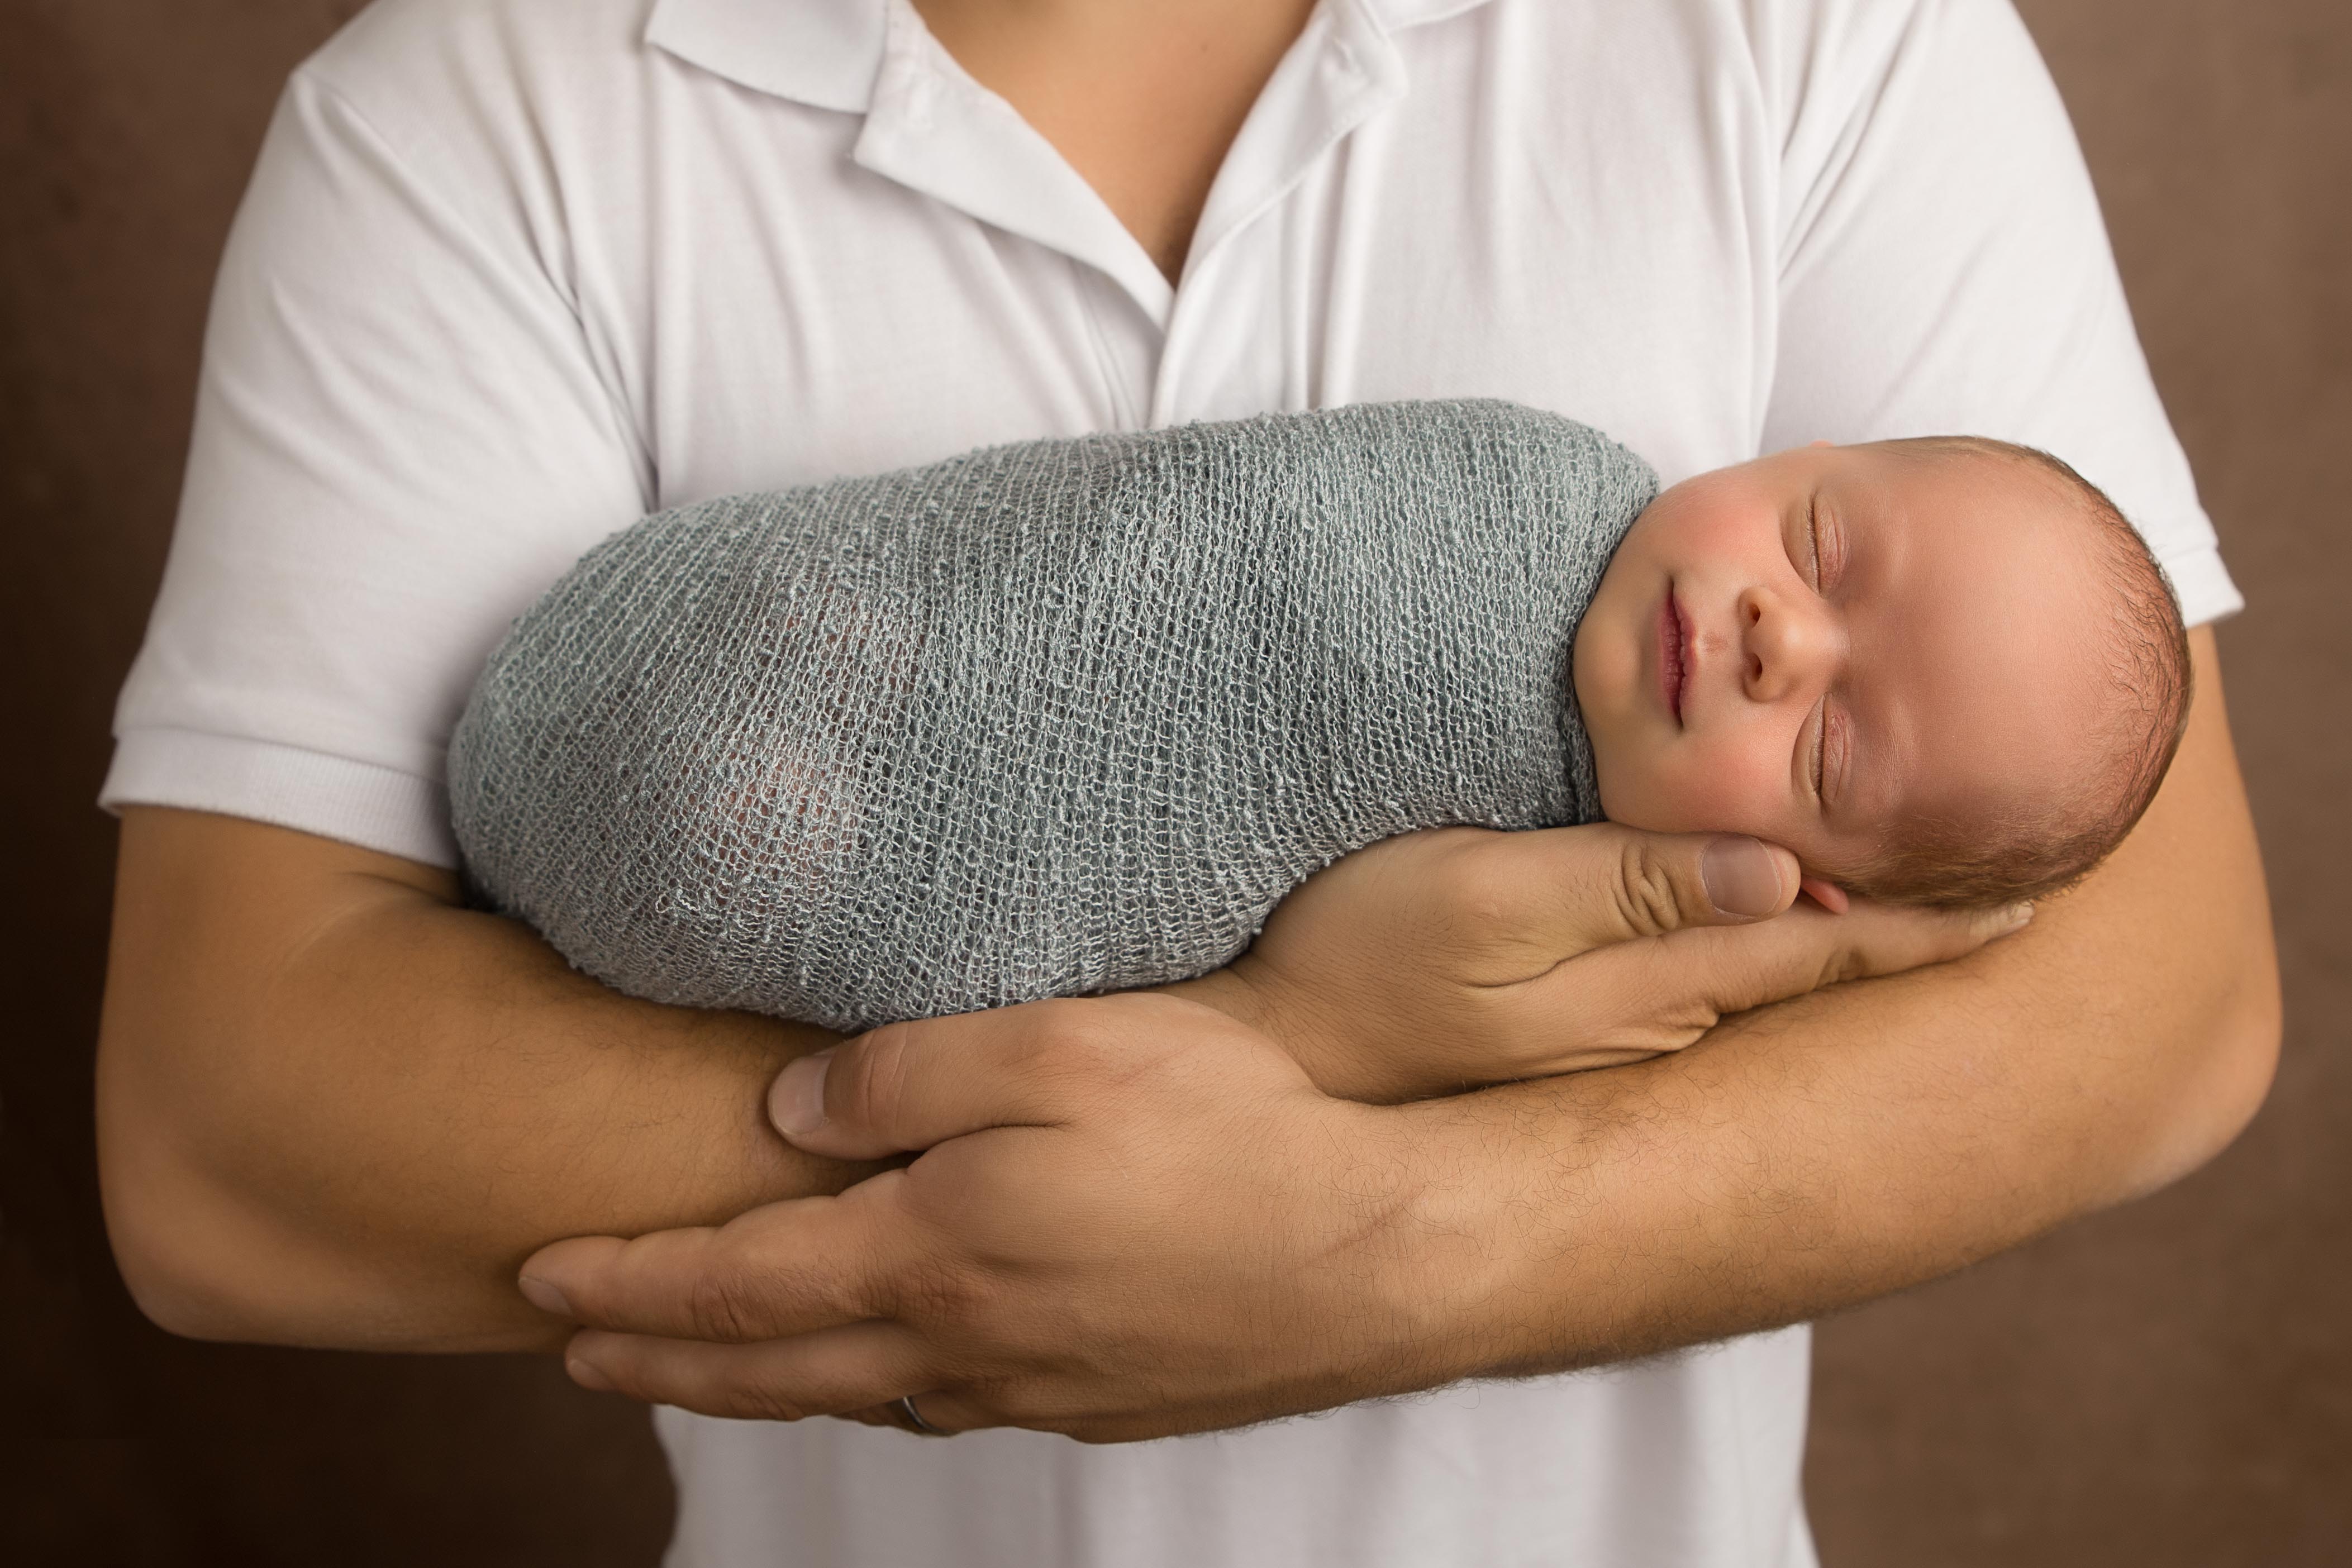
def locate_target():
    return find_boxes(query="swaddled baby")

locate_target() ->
[448,401,2189,1033]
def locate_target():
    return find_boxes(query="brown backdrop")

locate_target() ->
[3,1,2345,1562]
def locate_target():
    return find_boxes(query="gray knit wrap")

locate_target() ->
[448,399,1657,1032]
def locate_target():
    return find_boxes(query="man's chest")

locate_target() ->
[558,4,1780,512]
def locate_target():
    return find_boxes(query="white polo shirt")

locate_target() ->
[104,0,2238,1563]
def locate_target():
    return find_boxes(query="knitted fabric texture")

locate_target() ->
[449,399,1658,1032]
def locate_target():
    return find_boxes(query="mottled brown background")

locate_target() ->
[2,0,2345,1562]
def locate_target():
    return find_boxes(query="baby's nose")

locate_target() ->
[1740,590,1839,700]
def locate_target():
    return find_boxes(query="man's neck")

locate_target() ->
[910,0,1321,284]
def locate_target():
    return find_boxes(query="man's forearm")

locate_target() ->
[96,807,869,1353]
[1406,628,2279,1376]
[494,642,2275,1438]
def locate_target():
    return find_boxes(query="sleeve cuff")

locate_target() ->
[2161,540,2245,630]
[99,727,459,869]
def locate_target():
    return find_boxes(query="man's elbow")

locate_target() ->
[95,1026,351,1345]
[2128,945,2283,1200]
[108,1232,250,1345]
[100,1126,436,1349]
[98,1040,560,1355]
[93,1064,336,1343]
[100,1135,274,1343]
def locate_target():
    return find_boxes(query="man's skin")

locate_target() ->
[94,804,2007,1350]
[515,630,2277,1440]
[98,0,2277,1439]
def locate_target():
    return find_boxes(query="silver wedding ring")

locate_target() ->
[892,1393,948,1436]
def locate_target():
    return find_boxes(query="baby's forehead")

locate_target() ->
[1860,437,2077,510]
[1846,460,2122,789]
[1791,438,2186,904]
[1856,442,2120,584]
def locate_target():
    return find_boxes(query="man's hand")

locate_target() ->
[522,632,2273,1440]
[521,996,1448,1441]
[1174,827,2031,1102]
[517,826,2025,1435]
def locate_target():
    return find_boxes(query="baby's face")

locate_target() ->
[1573,441,2111,891]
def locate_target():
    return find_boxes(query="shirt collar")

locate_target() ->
[645,0,889,112]
[645,0,1496,113]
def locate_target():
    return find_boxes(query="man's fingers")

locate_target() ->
[1530,895,2032,1056]
[1466,825,1801,952]
[520,1176,929,1342]
[769,996,1165,1159]
[1656,895,2030,1016]
[563,1318,952,1425]
[1824,897,2034,980]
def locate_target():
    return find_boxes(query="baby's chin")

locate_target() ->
[1586,768,1636,830]
[1587,778,1698,840]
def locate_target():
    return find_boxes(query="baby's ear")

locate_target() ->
[1800,876,1850,913]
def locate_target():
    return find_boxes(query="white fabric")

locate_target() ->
[102,0,2237,1562]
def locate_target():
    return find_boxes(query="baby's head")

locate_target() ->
[1572,437,2191,909]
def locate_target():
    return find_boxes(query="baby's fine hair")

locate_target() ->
[1846,437,2194,909]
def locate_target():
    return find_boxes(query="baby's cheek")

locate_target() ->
[1591,736,1673,828]
[1622,742,1792,839]
[1591,749,1694,832]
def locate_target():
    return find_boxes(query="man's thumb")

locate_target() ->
[1506,825,1804,950]
[1698,836,1801,919]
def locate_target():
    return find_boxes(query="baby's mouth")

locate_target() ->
[1659,584,1689,726]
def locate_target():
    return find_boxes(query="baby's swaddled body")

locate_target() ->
[449,400,1657,1032]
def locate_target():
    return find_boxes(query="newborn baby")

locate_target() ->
[1574,427,2189,914]
[449,401,2188,1033]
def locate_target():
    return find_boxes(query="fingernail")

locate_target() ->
[770,1051,834,1138]
[2001,901,2036,932]
[1702,837,1786,918]
[518,1274,572,1317]
[566,1355,615,1393]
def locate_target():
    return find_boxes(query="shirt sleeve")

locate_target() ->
[102,64,648,866]
[1759,0,2240,627]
